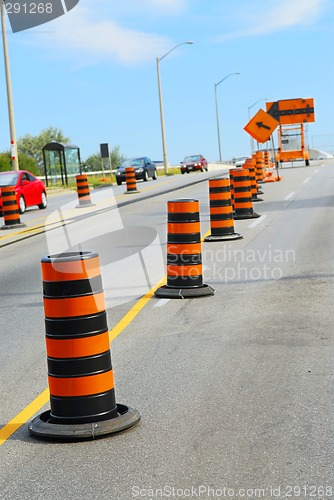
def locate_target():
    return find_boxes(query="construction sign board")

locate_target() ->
[244,109,279,143]
[266,98,315,125]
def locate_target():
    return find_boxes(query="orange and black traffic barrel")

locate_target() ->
[29,251,140,441]
[254,151,265,184]
[231,168,260,220]
[243,158,263,202]
[249,155,264,195]
[0,186,26,230]
[264,150,271,170]
[75,174,95,207]
[155,199,214,298]
[204,178,242,241]
[263,149,280,182]
[125,167,139,194]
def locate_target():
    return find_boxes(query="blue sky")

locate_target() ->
[0,0,333,164]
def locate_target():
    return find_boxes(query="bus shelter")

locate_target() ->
[42,142,82,186]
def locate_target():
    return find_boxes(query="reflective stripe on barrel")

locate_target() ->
[41,251,118,424]
[48,371,114,397]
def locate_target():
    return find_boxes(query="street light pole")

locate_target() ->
[157,41,194,175]
[214,83,222,164]
[247,98,268,155]
[156,56,167,175]
[214,72,240,163]
[1,1,19,170]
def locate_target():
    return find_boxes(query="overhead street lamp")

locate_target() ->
[1,1,19,170]
[156,41,194,175]
[247,97,268,154]
[214,72,240,163]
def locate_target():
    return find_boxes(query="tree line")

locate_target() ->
[0,127,125,175]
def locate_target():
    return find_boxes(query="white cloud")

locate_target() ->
[219,0,328,39]
[256,0,326,32]
[23,3,174,65]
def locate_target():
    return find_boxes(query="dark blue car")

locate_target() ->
[116,157,157,185]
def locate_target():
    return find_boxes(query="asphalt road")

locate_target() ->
[0,163,333,500]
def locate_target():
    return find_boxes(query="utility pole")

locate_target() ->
[1,1,19,170]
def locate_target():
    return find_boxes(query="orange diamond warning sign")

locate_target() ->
[244,109,279,143]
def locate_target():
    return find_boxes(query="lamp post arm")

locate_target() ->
[215,72,239,88]
[158,41,193,62]
[248,97,268,113]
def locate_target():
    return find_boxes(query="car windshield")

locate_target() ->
[184,155,201,162]
[0,172,19,187]
[120,158,144,168]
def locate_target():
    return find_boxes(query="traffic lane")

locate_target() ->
[128,163,334,489]
[84,163,334,492]
[3,169,228,231]
[0,162,327,414]
[0,162,324,423]
[1,165,333,497]
[0,169,228,254]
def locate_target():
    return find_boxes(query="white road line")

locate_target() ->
[303,177,311,183]
[154,298,170,307]
[248,214,267,229]
[284,191,295,200]
[314,169,319,173]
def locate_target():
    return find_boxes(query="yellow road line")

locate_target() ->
[0,390,49,446]
[0,276,166,446]
[0,219,61,242]
[109,277,166,342]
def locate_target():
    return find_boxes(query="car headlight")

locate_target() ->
[194,163,200,167]
[136,168,144,173]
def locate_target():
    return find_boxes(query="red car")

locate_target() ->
[180,154,208,174]
[0,170,47,215]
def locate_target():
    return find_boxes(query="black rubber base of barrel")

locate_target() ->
[28,404,140,441]
[1,222,26,230]
[124,190,140,194]
[204,232,243,242]
[252,197,263,202]
[233,212,261,220]
[75,203,96,208]
[154,284,214,299]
